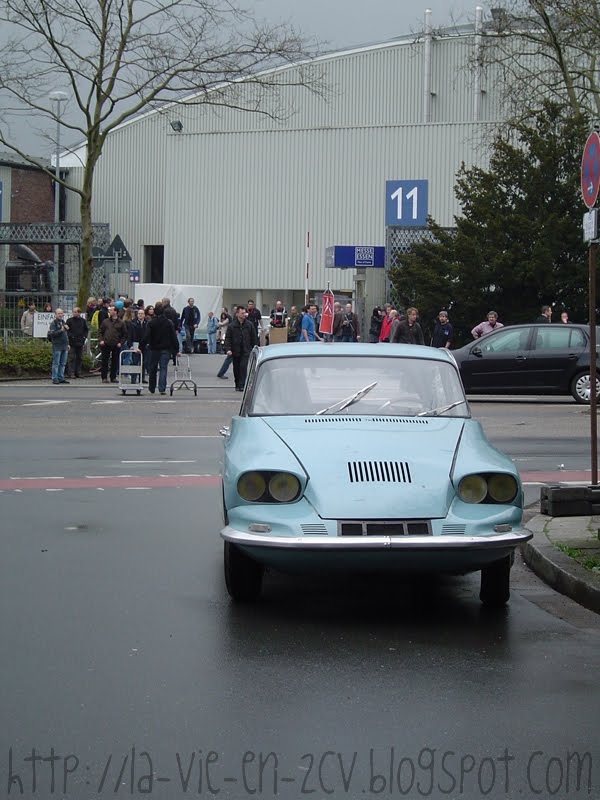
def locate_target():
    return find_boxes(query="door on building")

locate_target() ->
[145,246,164,283]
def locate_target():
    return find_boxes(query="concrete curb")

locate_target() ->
[522,515,600,614]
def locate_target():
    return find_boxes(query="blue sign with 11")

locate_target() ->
[385,180,428,226]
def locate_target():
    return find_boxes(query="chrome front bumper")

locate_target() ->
[221,527,532,551]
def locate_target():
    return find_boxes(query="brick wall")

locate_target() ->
[10,166,54,222]
[10,166,55,262]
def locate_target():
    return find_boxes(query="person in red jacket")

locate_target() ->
[378,304,394,342]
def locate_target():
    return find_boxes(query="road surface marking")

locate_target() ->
[121,460,196,464]
[21,400,70,406]
[10,476,64,480]
[139,435,221,438]
[0,475,220,490]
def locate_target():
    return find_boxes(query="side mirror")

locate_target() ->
[471,346,482,357]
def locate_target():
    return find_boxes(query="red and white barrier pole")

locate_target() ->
[305,231,310,307]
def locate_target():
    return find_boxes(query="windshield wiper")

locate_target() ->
[316,381,378,415]
[417,399,467,417]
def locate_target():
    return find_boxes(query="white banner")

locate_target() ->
[133,284,223,328]
[32,312,55,338]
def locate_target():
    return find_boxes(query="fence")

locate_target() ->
[1,292,79,345]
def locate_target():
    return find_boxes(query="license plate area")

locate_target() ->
[338,520,432,536]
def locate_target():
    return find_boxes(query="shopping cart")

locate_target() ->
[170,353,198,396]
[118,348,144,396]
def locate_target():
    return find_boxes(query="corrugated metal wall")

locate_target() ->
[0,166,12,221]
[162,121,492,291]
[0,166,11,279]
[64,29,502,300]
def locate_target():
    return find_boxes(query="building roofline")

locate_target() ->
[60,18,493,166]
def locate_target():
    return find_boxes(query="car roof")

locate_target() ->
[254,342,456,364]
[474,322,596,337]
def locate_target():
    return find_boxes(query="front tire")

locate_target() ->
[224,541,263,602]
[570,370,600,404]
[480,555,511,607]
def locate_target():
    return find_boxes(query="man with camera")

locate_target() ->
[333,301,360,342]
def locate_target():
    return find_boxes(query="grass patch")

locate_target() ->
[556,543,582,559]
[556,543,600,574]
[582,556,600,573]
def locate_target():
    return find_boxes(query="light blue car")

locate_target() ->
[220,343,531,606]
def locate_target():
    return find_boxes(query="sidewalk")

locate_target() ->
[522,512,600,614]
[0,352,235,387]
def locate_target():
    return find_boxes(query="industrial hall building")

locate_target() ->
[61,8,509,316]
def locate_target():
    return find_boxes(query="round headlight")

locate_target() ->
[237,472,266,501]
[488,474,518,503]
[458,474,488,504]
[268,472,300,502]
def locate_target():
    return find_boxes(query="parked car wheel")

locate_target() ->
[570,370,600,404]
[224,541,263,602]
[479,556,511,607]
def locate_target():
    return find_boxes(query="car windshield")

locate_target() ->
[248,355,468,417]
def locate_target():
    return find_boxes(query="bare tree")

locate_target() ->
[476,0,600,124]
[0,0,323,305]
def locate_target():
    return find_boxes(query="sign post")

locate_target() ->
[581,131,600,485]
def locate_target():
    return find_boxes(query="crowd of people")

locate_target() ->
[41,294,574,391]
[45,295,202,392]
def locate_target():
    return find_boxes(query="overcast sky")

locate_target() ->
[8,0,473,157]
[254,0,473,50]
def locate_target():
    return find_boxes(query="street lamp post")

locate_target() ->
[49,91,68,296]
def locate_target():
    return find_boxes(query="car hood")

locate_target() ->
[263,416,465,519]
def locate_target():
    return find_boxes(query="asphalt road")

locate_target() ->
[1,374,599,800]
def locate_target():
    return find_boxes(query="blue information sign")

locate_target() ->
[385,180,428,226]
[129,269,140,283]
[326,246,385,269]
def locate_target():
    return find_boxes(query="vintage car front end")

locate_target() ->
[221,401,531,605]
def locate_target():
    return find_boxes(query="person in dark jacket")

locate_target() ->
[99,305,128,383]
[66,307,89,377]
[147,302,179,394]
[393,307,425,345]
[368,306,383,342]
[535,305,552,323]
[430,309,453,349]
[161,298,180,363]
[129,307,149,383]
[180,297,201,353]
[246,299,262,337]
[48,308,70,384]
[97,298,111,326]
[332,302,360,342]
[224,306,259,391]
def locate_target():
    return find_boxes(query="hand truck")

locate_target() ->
[170,353,198,396]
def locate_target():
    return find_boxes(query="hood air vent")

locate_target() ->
[347,461,412,484]
[304,418,430,424]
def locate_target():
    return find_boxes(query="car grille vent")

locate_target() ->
[301,523,328,535]
[305,417,363,423]
[441,524,466,535]
[339,520,431,536]
[347,461,412,483]
[305,417,430,424]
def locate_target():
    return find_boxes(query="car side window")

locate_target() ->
[533,327,585,350]
[480,328,528,353]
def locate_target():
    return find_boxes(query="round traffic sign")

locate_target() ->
[581,131,600,209]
